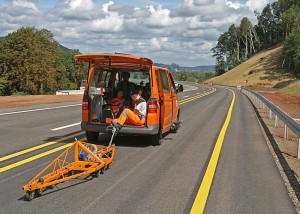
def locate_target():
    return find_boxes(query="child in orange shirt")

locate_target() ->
[110,89,125,118]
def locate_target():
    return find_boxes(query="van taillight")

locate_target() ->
[82,97,89,110]
[148,100,158,113]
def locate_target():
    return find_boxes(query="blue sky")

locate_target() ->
[0,0,275,66]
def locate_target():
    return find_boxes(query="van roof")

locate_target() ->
[75,53,153,68]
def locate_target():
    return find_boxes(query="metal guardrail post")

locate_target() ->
[269,109,272,119]
[275,115,278,127]
[298,138,300,160]
[284,124,288,139]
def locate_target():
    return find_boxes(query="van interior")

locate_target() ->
[88,67,151,125]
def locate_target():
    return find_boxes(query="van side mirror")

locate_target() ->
[176,84,183,93]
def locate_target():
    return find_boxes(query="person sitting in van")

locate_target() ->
[111,88,146,132]
[116,72,135,106]
[110,89,125,118]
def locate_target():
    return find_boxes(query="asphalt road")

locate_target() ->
[0,85,295,214]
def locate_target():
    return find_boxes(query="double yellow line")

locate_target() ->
[0,132,84,173]
[179,88,216,105]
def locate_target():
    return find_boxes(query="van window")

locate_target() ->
[168,73,176,93]
[159,69,170,93]
[155,70,161,94]
[91,68,111,87]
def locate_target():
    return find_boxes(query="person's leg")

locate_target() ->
[112,108,145,131]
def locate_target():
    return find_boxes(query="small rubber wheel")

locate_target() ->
[25,191,35,201]
[93,170,101,178]
[35,189,42,197]
[48,185,55,189]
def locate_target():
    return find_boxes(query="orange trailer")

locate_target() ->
[23,135,116,201]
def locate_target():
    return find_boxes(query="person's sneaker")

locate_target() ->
[111,120,122,132]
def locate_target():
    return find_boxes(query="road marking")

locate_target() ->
[51,122,81,131]
[0,103,81,116]
[183,95,190,98]
[180,88,216,105]
[190,89,235,214]
[0,131,84,162]
[0,138,85,173]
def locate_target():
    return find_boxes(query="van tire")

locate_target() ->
[151,129,163,146]
[86,131,99,142]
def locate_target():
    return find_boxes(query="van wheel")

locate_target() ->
[151,129,163,146]
[86,131,99,142]
[171,112,180,133]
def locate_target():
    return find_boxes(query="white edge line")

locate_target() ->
[0,104,81,116]
[51,122,81,131]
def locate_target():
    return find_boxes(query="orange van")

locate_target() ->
[75,53,183,145]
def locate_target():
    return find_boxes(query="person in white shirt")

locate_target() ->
[111,88,146,132]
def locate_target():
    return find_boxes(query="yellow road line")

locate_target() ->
[0,131,84,162]
[0,138,85,173]
[190,89,235,214]
[179,88,216,105]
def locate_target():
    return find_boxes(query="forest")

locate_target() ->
[0,0,299,95]
[0,27,87,96]
[212,0,300,77]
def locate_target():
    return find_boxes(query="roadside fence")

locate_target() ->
[242,88,300,159]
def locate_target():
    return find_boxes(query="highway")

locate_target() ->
[0,85,295,214]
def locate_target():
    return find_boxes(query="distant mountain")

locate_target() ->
[154,63,215,73]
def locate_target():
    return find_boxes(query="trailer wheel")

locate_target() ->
[86,131,99,142]
[48,185,55,189]
[35,189,42,197]
[93,170,101,178]
[25,191,35,201]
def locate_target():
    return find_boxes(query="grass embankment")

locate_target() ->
[208,44,299,93]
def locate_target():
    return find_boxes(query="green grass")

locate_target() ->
[280,80,300,93]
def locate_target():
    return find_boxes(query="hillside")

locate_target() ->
[208,44,299,91]
[207,44,300,118]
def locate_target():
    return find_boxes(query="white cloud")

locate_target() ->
[246,0,269,13]
[12,0,38,11]
[0,0,275,66]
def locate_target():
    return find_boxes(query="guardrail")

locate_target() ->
[242,88,300,159]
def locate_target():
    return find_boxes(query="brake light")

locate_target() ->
[148,100,158,113]
[82,97,89,110]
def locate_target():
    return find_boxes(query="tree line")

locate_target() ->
[212,0,300,77]
[0,27,87,95]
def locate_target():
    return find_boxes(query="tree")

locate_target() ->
[228,24,240,66]
[282,7,300,39]
[212,32,230,75]
[255,3,282,47]
[283,27,300,77]
[0,27,65,95]
[60,49,87,90]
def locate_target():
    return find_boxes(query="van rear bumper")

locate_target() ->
[81,122,159,135]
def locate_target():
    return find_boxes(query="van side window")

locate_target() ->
[155,70,161,94]
[168,73,176,93]
[159,69,170,93]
